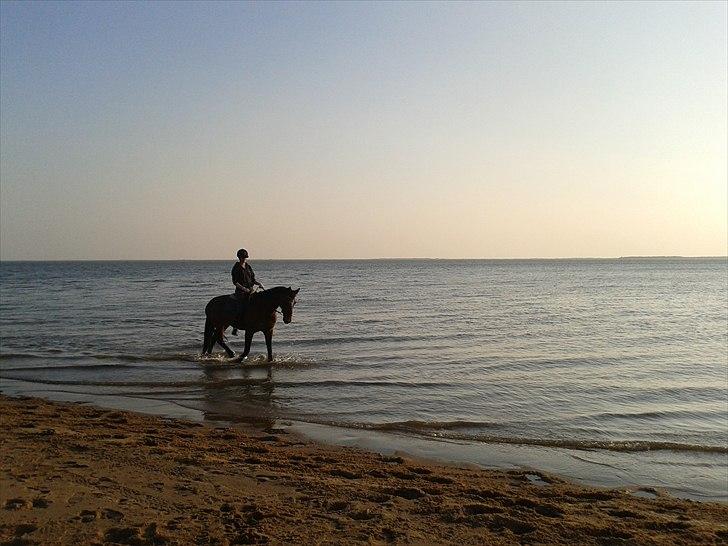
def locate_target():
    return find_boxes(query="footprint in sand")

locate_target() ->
[487,515,537,535]
[366,493,392,504]
[387,486,427,500]
[425,475,455,484]
[62,460,89,469]
[462,503,504,516]
[101,508,125,522]
[104,527,142,544]
[326,500,349,512]
[78,509,98,523]
[6,523,39,545]
[349,509,378,521]
[4,498,31,510]
[31,498,51,508]
[389,470,417,481]
[14,523,38,535]
[328,469,362,480]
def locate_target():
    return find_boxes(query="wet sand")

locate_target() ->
[1,395,726,545]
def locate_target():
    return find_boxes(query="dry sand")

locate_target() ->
[1,395,726,545]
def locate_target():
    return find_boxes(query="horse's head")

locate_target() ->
[280,287,300,324]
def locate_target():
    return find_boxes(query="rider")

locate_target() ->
[231,248,264,336]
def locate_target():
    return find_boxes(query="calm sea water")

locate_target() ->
[1,259,726,500]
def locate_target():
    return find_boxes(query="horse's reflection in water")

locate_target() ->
[200,364,276,429]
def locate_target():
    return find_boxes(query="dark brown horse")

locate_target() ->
[202,286,299,362]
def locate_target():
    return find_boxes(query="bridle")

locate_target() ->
[278,298,297,317]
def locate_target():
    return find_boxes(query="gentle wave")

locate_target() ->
[0,352,207,363]
[0,375,271,388]
[0,363,142,372]
[0,373,451,391]
[0,351,318,367]
[295,418,728,454]
[275,379,454,389]
[368,419,501,431]
[287,333,467,346]
[587,409,714,420]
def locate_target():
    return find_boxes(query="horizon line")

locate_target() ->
[1,255,726,263]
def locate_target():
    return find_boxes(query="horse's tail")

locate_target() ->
[202,316,214,355]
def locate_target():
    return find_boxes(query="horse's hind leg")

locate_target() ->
[215,326,235,358]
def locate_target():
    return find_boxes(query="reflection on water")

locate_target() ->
[199,363,276,428]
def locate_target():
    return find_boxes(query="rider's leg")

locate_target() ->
[231,292,246,335]
[232,297,248,336]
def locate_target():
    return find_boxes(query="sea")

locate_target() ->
[1,259,726,501]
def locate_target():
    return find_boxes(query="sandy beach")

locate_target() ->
[0,395,726,545]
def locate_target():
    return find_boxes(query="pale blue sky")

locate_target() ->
[1,1,726,259]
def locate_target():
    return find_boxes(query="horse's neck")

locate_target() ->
[256,288,284,312]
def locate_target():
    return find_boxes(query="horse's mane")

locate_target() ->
[255,286,291,302]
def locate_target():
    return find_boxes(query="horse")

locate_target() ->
[202,286,299,362]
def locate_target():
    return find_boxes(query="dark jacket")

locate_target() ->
[232,262,256,297]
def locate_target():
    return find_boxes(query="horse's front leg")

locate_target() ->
[264,329,273,362]
[216,326,235,358]
[234,330,254,363]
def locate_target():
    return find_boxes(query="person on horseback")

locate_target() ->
[231,248,264,336]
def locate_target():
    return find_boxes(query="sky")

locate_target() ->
[0,1,726,260]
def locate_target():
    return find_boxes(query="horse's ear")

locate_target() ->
[293,288,300,295]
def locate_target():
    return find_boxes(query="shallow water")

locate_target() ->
[1,259,726,500]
